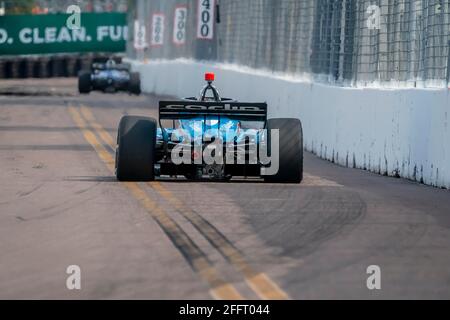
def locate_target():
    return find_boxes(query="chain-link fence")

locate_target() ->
[128,0,450,87]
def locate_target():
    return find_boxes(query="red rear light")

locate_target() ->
[192,150,201,160]
[205,72,215,82]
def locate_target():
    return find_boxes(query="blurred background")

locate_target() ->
[0,0,129,78]
[0,0,449,88]
[0,0,128,14]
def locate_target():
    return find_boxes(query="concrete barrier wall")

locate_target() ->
[130,59,450,189]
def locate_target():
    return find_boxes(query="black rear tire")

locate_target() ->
[264,118,303,184]
[115,116,157,181]
[128,72,141,95]
[78,70,91,94]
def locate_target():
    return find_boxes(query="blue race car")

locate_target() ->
[78,58,141,95]
[115,73,303,183]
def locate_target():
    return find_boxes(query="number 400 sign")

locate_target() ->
[197,0,215,40]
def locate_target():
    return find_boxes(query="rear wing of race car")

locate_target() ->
[91,62,130,71]
[91,63,106,71]
[159,101,268,122]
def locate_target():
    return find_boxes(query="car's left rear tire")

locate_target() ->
[128,72,141,95]
[116,116,156,181]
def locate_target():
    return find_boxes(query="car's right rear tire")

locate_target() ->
[78,70,91,94]
[116,116,157,181]
[128,72,141,95]
[264,118,303,184]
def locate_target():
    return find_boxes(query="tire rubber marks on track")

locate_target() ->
[68,105,243,300]
[150,183,289,300]
[74,104,291,300]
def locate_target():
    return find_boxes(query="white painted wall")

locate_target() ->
[130,59,450,189]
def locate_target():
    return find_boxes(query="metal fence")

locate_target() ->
[128,0,450,87]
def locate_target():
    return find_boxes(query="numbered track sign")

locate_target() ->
[196,0,215,40]
[151,13,165,46]
[134,20,148,50]
[173,6,187,45]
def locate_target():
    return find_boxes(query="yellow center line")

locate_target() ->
[79,105,116,148]
[68,105,243,300]
[79,104,291,300]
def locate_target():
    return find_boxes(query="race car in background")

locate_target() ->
[78,58,141,95]
[115,73,303,183]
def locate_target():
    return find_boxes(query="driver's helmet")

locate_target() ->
[105,59,116,69]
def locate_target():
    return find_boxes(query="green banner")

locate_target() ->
[0,13,127,56]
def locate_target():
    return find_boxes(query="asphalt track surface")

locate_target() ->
[1,79,450,299]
